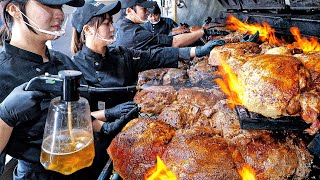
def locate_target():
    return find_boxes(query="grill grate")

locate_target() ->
[235,105,310,130]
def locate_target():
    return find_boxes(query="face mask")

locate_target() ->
[133,12,149,23]
[15,5,67,37]
[89,27,116,43]
[148,15,160,24]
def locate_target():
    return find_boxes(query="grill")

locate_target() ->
[215,0,320,178]
[216,0,320,37]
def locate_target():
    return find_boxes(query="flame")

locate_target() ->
[288,27,320,53]
[226,15,282,45]
[214,60,244,108]
[238,164,256,180]
[145,156,177,180]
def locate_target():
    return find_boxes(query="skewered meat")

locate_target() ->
[108,118,176,180]
[134,86,177,114]
[177,87,225,109]
[208,42,261,66]
[161,127,240,180]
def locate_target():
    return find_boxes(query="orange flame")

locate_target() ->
[226,15,282,45]
[288,27,320,53]
[238,164,257,180]
[214,60,244,108]
[145,156,177,180]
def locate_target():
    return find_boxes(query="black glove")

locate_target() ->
[100,106,140,135]
[104,101,137,120]
[195,40,226,57]
[241,31,259,42]
[204,28,229,36]
[0,83,48,127]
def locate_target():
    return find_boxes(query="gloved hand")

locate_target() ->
[195,40,226,57]
[241,31,260,42]
[0,83,48,127]
[204,28,229,36]
[100,106,140,135]
[104,101,137,120]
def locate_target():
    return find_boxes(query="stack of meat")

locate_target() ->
[108,37,317,179]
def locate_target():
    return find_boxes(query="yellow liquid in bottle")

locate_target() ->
[40,129,95,175]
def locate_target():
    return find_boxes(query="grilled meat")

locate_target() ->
[108,118,176,180]
[161,127,240,180]
[134,85,177,114]
[187,58,218,84]
[163,68,188,85]
[238,54,309,118]
[208,42,261,66]
[137,68,169,85]
[177,87,225,109]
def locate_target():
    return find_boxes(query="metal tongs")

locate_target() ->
[241,31,260,42]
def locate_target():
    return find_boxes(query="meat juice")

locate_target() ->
[40,129,95,175]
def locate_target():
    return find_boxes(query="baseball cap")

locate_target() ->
[71,1,121,33]
[37,0,85,7]
[120,0,156,9]
[148,3,160,14]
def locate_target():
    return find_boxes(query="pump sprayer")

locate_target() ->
[40,70,94,175]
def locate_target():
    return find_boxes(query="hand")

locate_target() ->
[241,31,259,42]
[0,83,48,127]
[104,101,137,120]
[204,29,229,36]
[100,106,140,135]
[195,40,226,57]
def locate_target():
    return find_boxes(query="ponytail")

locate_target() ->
[71,28,85,54]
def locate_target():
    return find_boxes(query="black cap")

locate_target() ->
[120,0,156,9]
[71,1,121,33]
[37,0,84,7]
[148,2,160,14]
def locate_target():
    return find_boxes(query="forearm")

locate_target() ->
[91,110,106,121]
[0,119,13,153]
[172,30,204,47]
[92,119,104,132]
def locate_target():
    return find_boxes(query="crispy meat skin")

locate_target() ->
[134,86,177,114]
[208,42,261,66]
[238,54,306,118]
[108,118,175,180]
[161,128,240,180]
[209,31,243,43]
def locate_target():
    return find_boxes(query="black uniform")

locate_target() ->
[0,41,105,180]
[113,18,173,50]
[72,45,179,108]
[142,17,178,36]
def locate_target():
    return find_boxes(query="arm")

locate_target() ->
[172,29,205,47]
[0,119,12,153]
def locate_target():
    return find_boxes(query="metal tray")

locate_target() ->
[235,105,309,130]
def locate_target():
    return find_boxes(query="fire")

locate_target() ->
[214,60,244,108]
[226,15,281,45]
[238,164,256,180]
[145,156,177,180]
[288,27,320,53]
